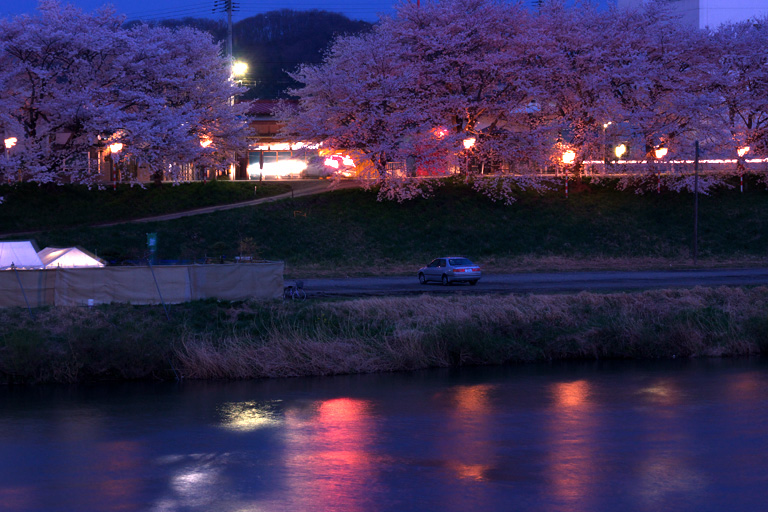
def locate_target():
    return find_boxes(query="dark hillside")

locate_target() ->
[129,10,373,99]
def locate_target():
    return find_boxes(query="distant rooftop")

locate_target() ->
[616,0,768,29]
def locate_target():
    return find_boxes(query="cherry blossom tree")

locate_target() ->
[281,0,767,201]
[712,17,768,163]
[0,1,246,185]
[281,29,415,175]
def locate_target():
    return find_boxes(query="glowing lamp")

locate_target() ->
[654,147,668,159]
[200,136,213,148]
[324,157,340,169]
[463,138,476,149]
[342,155,354,166]
[4,137,17,149]
[614,144,627,159]
[603,122,612,129]
[109,142,123,154]
[738,146,750,158]
[433,127,449,139]
[561,150,576,165]
[232,61,248,77]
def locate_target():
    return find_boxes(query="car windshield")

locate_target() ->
[449,258,473,266]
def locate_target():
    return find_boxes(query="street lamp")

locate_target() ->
[4,137,17,180]
[561,149,576,165]
[652,147,667,194]
[232,61,248,79]
[737,146,750,192]
[109,142,122,187]
[614,144,627,159]
[602,122,612,164]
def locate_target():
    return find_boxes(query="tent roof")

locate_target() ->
[0,241,44,270]
[38,247,105,268]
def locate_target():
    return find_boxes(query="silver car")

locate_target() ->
[418,256,481,286]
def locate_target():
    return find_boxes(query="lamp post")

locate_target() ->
[109,142,122,189]
[463,137,476,175]
[737,146,750,192]
[653,147,667,194]
[5,137,17,180]
[602,122,612,165]
[562,149,576,198]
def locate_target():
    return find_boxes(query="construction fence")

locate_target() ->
[0,262,284,308]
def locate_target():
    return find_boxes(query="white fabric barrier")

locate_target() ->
[0,262,284,307]
[0,269,56,308]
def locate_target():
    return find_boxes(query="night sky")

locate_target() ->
[2,0,613,23]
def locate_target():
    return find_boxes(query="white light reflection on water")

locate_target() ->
[218,400,283,432]
[635,377,708,508]
[154,453,227,511]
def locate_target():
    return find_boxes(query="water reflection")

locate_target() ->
[1,360,767,512]
[218,400,283,431]
[157,453,229,511]
[280,398,378,512]
[443,384,496,482]
[546,380,597,509]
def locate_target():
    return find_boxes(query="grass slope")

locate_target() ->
[0,181,290,233]
[15,177,768,273]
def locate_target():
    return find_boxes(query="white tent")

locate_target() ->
[38,247,105,269]
[0,241,44,270]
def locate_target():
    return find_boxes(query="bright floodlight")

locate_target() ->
[232,61,248,77]
[4,137,17,149]
[463,138,476,149]
[738,146,750,158]
[654,147,668,159]
[109,142,123,153]
[561,149,576,165]
[614,144,627,159]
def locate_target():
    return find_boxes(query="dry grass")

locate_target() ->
[3,286,766,383]
[172,286,768,380]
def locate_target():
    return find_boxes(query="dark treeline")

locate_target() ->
[129,10,372,99]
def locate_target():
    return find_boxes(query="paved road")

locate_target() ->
[292,267,768,298]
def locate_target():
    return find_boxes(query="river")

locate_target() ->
[1,358,767,511]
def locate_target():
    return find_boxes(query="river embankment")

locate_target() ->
[2,286,766,384]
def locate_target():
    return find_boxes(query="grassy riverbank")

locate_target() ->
[7,176,767,272]
[2,286,766,384]
[0,181,291,233]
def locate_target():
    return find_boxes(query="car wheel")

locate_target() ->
[442,274,449,286]
[419,273,427,285]
[469,280,478,286]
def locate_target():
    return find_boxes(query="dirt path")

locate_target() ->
[0,180,361,238]
[99,179,360,226]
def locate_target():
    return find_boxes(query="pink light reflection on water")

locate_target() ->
[279,397,381,512]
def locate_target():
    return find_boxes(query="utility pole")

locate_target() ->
[213,0,239,63]
[693,141,699,265]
